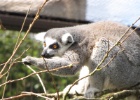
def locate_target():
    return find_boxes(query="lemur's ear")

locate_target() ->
[61,33,74,45]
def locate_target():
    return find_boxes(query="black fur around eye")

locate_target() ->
[49,42,60,49]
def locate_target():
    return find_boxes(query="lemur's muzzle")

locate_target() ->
[41,50,54,58]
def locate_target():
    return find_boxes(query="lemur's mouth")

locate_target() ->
[41,53,54,58]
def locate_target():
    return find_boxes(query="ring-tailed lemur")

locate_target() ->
[22,21,140,99]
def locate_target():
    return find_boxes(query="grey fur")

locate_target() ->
[22,21,140,98]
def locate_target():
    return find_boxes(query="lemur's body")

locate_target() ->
[22,21,140,98]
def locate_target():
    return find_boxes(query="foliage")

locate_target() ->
[0,30,77,100]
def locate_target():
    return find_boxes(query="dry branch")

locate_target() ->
[26,65,47,94]
[63,17,140,100]
[108,89,140,100]
[0,63,75,88]
[42,57,60,100]
[0,0,50,100]
[0,0,48,77]
[13,2,32,52]
[0,0,140,99]
[0,92,52,100]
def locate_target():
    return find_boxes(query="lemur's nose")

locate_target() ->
[41,50,46,57]
[41,50,54,58]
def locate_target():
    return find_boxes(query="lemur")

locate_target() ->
[22,21,140,99]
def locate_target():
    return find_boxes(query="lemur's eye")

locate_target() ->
[53,44,57,49]
[44,42,46,47]
[49,43,59,49]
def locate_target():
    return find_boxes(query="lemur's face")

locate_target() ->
[42,33,74,58]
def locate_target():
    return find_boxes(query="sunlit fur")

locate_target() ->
[23,21,140,99]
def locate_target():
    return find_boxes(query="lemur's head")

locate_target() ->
[41,28,74,58]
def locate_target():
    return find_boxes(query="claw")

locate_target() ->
[23,61,31,65]
[22,57,31,65]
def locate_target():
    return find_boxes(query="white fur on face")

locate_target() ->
[43,37,57,55]
[43,36,73,57]
[44,37,57,48]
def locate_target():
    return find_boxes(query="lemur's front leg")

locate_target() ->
[22,50,85,76]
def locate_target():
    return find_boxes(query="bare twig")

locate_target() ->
[63,17,140,100]
[121,23,140,44]
[1,73,9,99]
[0,63,75,88]
[13,2,32,52]
[97,49,124,71]
[119,17,140,44]
[22,92,53,100]
[0,47,30,99]
[108,89,140,100]
[0,0,49,77]
[1,91,55,100]
[0,61,21,67]
[26,65,47,94]
[0,47,30,79]
[1,92,52,100]
[0,93,33,100]
[42,57,59,100]
[42,91,63,98]
[95,82,140,98]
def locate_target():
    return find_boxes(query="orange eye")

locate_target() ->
[44,42,46,47]
[53,44,57,49]
[49,43,59,49]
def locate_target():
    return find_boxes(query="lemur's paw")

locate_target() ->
[22,56,32,65]
[84,87,99,99]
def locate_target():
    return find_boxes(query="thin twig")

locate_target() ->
[22,91,52,100]
[0,93,32,100]
[42,57,60,100]
[1,72,9,99]
[119,17,140,43]
[0,61,21,67]
[0,0,49,77]
[121,22,140,43]
[26,65,47,94]
[42,91,63,98]
[13,2,32,52]
[63,17,140,100]
[108,89,140,100]
[0,47,30,79]
[97,49,124,71]
[22,91,51,99]
[0,47,30,99]
[0,92,52,100]
[0,63,74,88]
